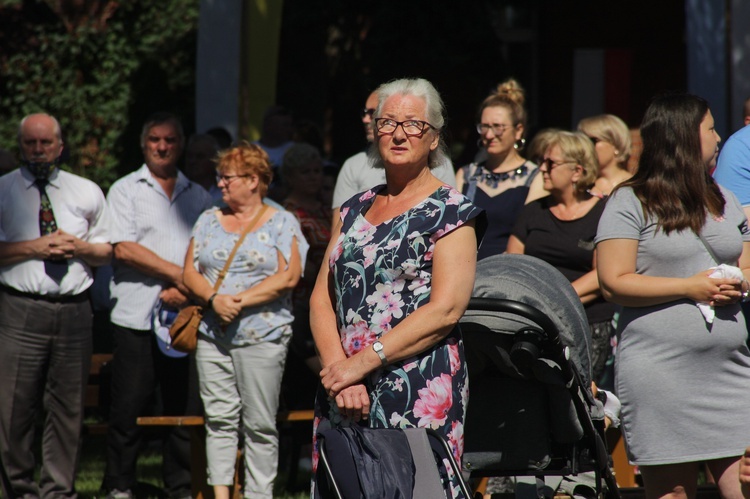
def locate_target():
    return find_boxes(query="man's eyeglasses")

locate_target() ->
[476,123,513,136]
[361,108,376,119]
[374,118,434,136]
[216,173,250,184]
[540,158,576,171]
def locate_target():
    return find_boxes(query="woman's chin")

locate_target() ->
[486,145,511,157]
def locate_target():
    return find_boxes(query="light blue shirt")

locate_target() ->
[107,164,212,330]
[714,125,750,206]
[191,208,308,346]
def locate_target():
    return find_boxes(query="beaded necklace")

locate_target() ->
[470,162,529,189]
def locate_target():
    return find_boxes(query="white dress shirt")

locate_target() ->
[0,167,111,296]
[107,164,212,330]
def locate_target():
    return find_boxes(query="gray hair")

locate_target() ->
[140,112,184,149]
[17,113,62,143]
[367,78,450,170]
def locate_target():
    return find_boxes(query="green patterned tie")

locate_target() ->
[35,179,68,281]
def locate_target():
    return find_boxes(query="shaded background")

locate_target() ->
[0,0,745,188]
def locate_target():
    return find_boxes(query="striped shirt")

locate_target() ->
[107,164,212,330]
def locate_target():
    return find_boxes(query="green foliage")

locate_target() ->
[0,1,199,189]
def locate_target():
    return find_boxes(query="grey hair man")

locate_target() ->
[102,112,212,499]
[0,112,112,498]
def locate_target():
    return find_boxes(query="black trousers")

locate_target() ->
[103,324,200,495]
[0,288,92,499]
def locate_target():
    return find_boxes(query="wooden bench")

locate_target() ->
[137,410,315,499]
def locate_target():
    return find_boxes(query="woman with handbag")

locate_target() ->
[182,143,307,499]
[309,78,485,498]
[596,93,750,499]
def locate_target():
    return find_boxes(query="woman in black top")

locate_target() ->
[507,130,614,381]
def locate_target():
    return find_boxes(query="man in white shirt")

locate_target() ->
[331,90,456,225]
[103,112,212,499]
[0,113,112,498]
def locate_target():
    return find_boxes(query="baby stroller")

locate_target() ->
[460,254,619,499]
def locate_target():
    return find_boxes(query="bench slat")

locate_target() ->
[137,410,315,427]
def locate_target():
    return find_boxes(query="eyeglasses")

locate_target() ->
[361,108,376,119]
[374,118,434,136]
[216,173,250,184]
[476,123,513,136]
[540,158,576,171]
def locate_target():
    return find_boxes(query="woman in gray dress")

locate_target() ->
[596,93,750,499]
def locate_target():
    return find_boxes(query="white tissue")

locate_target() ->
[696,264,744,323]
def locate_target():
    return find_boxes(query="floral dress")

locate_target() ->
[312,184,484,498]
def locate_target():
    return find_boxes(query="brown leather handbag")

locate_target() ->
[169,205,268,353]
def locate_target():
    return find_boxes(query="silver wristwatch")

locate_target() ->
[372,340,388,366]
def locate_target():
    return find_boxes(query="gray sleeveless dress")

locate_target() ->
[595,186,750,465]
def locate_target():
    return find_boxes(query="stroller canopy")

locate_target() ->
[462,253,592,386]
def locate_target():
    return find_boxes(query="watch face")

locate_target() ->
[373,341,383,352]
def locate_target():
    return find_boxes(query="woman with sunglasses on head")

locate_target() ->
[456,79,547,259]
[577,114,633,198]
[506,131,615,383]
[596,93,750,499]
[310,78,484,498]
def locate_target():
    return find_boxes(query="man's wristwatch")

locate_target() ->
[372,340,388,367]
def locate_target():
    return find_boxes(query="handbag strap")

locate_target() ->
[697,231,721,265]
[213,204,269,291]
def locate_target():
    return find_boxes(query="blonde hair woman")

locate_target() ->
[577,114,632,197]
[507,131,615,381]
[456,79,546,259]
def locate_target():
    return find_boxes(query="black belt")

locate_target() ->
[0,285,89,304]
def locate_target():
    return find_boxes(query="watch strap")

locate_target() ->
[373,341,388,366]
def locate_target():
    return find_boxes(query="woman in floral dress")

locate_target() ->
[310,78,485,498]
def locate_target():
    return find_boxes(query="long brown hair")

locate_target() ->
[618,93,723,234]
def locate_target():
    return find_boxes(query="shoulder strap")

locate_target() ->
[214,204,269,290]
[697,231,721,265]
[464,163,480,202]
[524,162,541,187]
